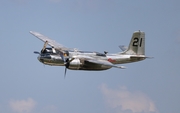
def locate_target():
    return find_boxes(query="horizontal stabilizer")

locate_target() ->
[130,56,153,59]
[130,56,153,61]
[119,45,128,51]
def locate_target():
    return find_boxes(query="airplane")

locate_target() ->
[30,30,150,77]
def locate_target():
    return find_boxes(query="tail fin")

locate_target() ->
[123,30,145,55]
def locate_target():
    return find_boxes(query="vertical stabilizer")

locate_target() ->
[123,31,145,55]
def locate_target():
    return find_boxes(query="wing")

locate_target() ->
[87,59,126,69]
[30,31,70,51]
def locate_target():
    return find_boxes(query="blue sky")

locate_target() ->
[0,0,180,113]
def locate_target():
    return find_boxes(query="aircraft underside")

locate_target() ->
[38,55,112,70]
[37,54,145,71]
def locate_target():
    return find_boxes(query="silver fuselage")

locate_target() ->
[37,50,145,70]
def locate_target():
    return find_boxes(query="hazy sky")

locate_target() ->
[0,0,180,113]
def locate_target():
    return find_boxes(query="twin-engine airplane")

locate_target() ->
[30,30,149,77]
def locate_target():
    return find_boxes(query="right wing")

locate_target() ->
[30,31,70,51]
[87,59,126,69]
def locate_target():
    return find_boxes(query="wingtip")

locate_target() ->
[119,66,126,69]
[29,31,38,34]
[29,31,33,34]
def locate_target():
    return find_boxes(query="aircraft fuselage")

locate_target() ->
[37,50,145,70]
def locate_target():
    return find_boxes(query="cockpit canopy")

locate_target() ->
[41,48,55,54]
[95,52,106,57]
[41,48,106,57]
[78,51,106,57]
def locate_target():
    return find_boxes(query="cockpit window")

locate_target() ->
[41,48,56,54]
[96,52,106,57]
[78,51,106,57]
[79,51,94,53]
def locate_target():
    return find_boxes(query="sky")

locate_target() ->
[0,0,180,113]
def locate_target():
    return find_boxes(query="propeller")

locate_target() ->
[34,51,41,55]
[34,41,48,55]
[64,58,69,78]
[59,51,75,78]
[64,57,75,78]
[41,41,48,53]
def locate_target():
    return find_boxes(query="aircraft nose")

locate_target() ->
[37,56,41,61]
[37,56,45,63]
[37,55,51,62]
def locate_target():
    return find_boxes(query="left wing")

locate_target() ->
[30,31,70,51]
[87,59,126,69]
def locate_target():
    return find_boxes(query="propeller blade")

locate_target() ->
[67,58,75,64]
[64,67,67,78]
[60,52,65,62]
[34,51,41,55]
[41,41,48,53]
[63,58,75,78]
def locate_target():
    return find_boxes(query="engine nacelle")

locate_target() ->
[68,59,111,70]
[68,58,81,70]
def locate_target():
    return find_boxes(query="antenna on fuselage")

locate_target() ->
[104,51,108,55]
